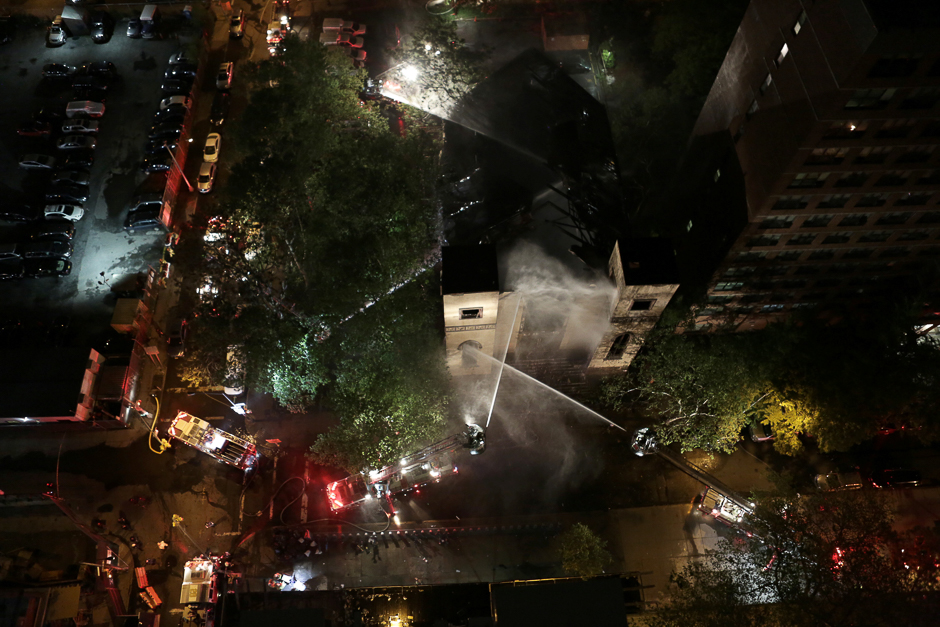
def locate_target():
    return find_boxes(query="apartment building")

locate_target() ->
[675,0,940,330]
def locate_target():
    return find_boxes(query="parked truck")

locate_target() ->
[61,5,89,37]
[168,411,259,470]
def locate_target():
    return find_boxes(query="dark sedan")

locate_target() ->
[63,150,95,169]
[21,237,72,259]
[124,208,164,231]
[46,183,90,204]
[0,259,24,280]
[30,221,76,240]
[23,258,71,278]
[17,120,52,137]
[42,63,76,78]
[148,123,183,141]
[869,468,922,488]
[209,92,230,126]
[141,157,173,173]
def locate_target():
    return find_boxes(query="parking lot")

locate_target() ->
[0,17,195,343]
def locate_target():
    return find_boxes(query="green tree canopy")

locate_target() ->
[558,523,613,579]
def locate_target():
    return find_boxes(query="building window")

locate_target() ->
[895,192,933,206]
[854,146,891,165]
[760,216,794,229]
[630,299,654,311]
[761,304,786,313]
[901,87,940,110]
[773,196,809,210]
[806,147,848,165]
[868,54,922,78]
[856,193,889,207]
[898,230,929,241]
[760,73,773,95]
[918,171,940,185]
[715,281,744,291]
[922,120,940,138]
[792,10,808,35]
[606,333,632,360]
[876,118,917,138]
[737,251,767,262]
[839,214,869,227]
[843,248,873,259]
[880,246,911,257]
[740,294,767,304]
[896,147,934,164]
[822,232,852,245]
[824,121,868,139]
[707,294,734,304]
[459,308,483,320]
[787,234,817,245]
[858,231,892,243]
[801,214,833,228]
[808,249,836,260]
[845,88,896,110]
[876,212,913,226]
[917,211,940,224]
[774,251,802,261]
[835,172,869,188]
[817,194,851,209]
[747,235,781,247]
[796,265,821,275]
[789,172,829,189]
[875,171,911,187]
[775,43,789,67]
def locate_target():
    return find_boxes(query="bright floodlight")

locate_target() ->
[401,65,419,81]
[424,43,432,51]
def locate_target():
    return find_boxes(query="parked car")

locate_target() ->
[130,193,164,212]
[167,319,188,357]
[203,133,222,163]
[44,204,84,221]
[814,470,864,491]
[62,119,99,134]
[161,78,194,95]
[869,468,922,489]
[0,244,19,261]
[145,139,176,155]
[87,61,117,79]
[23,258,71,278]
[72,74,109,90]
[65,101,105,119]
[17,120,52,137]
[216,62,233,90]
[46,183,90,204]
[160,95,192,110]
[20,155,57,170]
[91,11,113,43]
[57,135,97,150]
[747,420,775,442]
[0,259,24,281]
[34,109,63,124]
[345,35,365,48]
[230,10,245,38]
[127,17,142,38]
[0,207,38,223]
[149,123,183,141]
[72,87,108,104]
[209,92,230,126]
[21,238,73,259]
[47,17,67,47]
[153,105,187,123]
[169,50,194,65]
[63,150,95,169]
[141,156,173,173]
[124,208,163,231]
[43,63,76,78]
[52,169,91,186]
[197,162,217,193]
[30,220,76,240]
[165,63,197,80]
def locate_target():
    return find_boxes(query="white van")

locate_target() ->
[66,100,105,118]
[140,5,160,39]
[322,18,351,32]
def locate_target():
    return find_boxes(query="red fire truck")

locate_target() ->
[168,411,259,470]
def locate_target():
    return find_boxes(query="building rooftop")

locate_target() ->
[0,348,91,420]
[863,0,940,31]
[491,577,629,627]
[618,238,681,286]
[441,245,500,295]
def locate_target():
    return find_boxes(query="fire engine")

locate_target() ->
[168,411,260,470]
[327,423,485,512]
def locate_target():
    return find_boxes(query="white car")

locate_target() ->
[197,162,217,194]
[20,155,58,170]
[47,21,67,46]
[44,204,85,221]
[203,133,221,163]
[160,95,192,111]
[62,119,99,134]
[346,35,364,48]
[57,135,97,150]
[216,62,233,90]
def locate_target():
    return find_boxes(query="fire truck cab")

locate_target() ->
[168,412,259,470]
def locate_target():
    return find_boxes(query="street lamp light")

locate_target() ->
[165,139,194,192]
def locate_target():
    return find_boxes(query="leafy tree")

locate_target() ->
[558,523,613,579]
[388,15,485,113]
[175,36,449,465]
[650,488,940,627]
